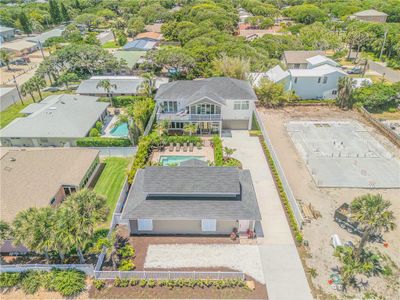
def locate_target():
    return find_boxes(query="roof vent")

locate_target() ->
[61,101,65,104]
[9,157,16,162]
[49,107,57,110]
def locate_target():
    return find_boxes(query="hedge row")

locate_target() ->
[0,269,86,297]
[77,137,132,147]
[99,96,150,108]
[259,138,303,244]
[127,134,203,183]
[94,278,248,290]
[212,135,224,166]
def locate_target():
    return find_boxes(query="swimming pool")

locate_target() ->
[159,155,206,166]
[110,123,129,137]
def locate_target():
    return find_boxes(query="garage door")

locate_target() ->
[222,120,248,130]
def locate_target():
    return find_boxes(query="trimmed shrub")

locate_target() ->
[0,272,21,288]
[147,279,156,288]
[114,277,129,287]
[77,137,131,147]
[212,135,224,166]
[118,244,135,258]
[118,259,135,271]
[223,157,242,168]
[51,269,86,297]
[139,279,147,287]
[104,96,150,108]
[128,135,153,183]
[89,128,100,137]
[21,271,43,294]
[95,121,103,132]
[162,135,202,145]
[93,279,106,290]
[130,279,139,286]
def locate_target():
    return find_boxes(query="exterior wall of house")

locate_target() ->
[286,63,308,69]
[0,88,19,112]
[52,186,67,206]
[354,15,387,23]
[0,137,79,147]
[0,29,15,42]
[129,219,240,235]
[289,72,345,99]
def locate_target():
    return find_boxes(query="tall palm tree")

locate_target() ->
[0,221,11,243]
[155,120,169,137]
[12,208,38,251]
[91,231,119,270]
[337,77,355,110]
[53,207,76,262]
[137,73,156,97]
[30,76,46,101]
[96,79,116,106]
[350,194,396,259]
[183,123,197,136]
[20,81,36,102]
[0,49,12,71]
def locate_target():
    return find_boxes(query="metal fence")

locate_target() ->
[254,110,304,228]
[0,264,94,275]
[94,270,245,280]
[83,147,137,157]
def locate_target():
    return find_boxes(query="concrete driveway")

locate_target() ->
[223,130,313,300]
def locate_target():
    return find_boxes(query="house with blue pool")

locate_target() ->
[155,77,258,135]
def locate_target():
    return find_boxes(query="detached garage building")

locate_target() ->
[121,162,261,235]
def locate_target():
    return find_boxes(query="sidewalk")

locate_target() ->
[223,130,313,300]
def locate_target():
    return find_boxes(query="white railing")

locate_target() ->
[94,270,245,280]
[255,110,304,228]
[0,264,94,275]
[158,113,222,122]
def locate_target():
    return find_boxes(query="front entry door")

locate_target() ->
[239,220,250,232]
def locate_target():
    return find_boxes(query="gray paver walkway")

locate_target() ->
[223,130,313,300]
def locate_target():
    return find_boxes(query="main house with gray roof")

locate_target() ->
[121,163,261,235]
[155,77,258,135]
[0,94,109,147]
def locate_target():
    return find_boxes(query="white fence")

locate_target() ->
[254,110,304,228]
[0,264,94,275]
[94,270,245,280]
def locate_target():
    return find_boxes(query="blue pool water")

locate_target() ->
[110,123,129,137]
[159,155,206,166]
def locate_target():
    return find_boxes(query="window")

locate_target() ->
[138,219,153,231]
[294,64,300,69]
[234,101,250,110]
[50,198,56,205]
[193,103,220,114]
[40,138,48,143]
[234,101,241,110]
[162,101,178,113]
[323,77,328,84]
[318,77,321,83]
[241,101,249,110]
[294,77,298,84]
[332,90,337,95]
[201,219,216,232]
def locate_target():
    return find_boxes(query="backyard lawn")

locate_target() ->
[94,157,130,227]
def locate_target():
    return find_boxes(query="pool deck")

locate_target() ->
[151,145,214,164]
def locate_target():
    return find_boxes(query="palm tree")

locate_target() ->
[337,77,355,110]
[20,81,36,102]
[32,207,54,262]
[62,189,108,263]
[155,120,169,137]
[350,194,396,259]
[96,79,116,106]
[223,146,236,159]
[0,49,12,70]
[183,123,197,136]
[137,73,156,97]
[0,221,11,243]
[53,207,76,262]
[12,208,37,251]
[30,76,46,101]
[91,231,119,270]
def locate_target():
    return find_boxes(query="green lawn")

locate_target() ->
[102,41,119,49]
[94,157,130,227]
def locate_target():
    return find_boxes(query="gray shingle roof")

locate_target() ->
[283,50,325,64]
[155,77,257,107]
[77,77,144,95]
[121,167,261,221]
[143,166,240,195]
[0,94,109,138]
[179,159,209,167]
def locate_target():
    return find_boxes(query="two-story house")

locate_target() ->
[154,77,258,135]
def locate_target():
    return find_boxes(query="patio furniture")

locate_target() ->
[176,143,181,151]
[169,143,173,151]
[189,143,194,152]
[183,143,188,152]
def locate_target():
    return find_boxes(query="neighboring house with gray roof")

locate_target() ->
[283,50,325,69]
[26,26,65,45]
[121,165,261,235]
[155,77,258,135]
[351,9,388,23]
[0,94,109,147]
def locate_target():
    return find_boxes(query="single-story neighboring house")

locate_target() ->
[145,23,163,33]
[155,77,258,134]
[135,32,163,41]
[0,39,39,55]
[25,26,65,45]
[351,9,388,23]
[0,86,20,112]
[76,76,168,96]
[123,39,157,51]
[112,50,147,73]
[283,50,325,69]
[0,26,15,42]
[252,54,346,99]
[0,147,100,223]
[97,30,114,45]
[0,94,109,147]
[121,163,261,235]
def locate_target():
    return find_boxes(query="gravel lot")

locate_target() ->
[144,244,265,284]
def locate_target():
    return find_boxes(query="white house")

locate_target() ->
[0,87,20,112]
[253,54,347,99]
[155,77,258,135]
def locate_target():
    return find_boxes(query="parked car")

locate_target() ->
[43,87,61,92]
[11,57,29,65]
[347,66,362,74]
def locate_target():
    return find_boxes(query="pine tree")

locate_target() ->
[60,3,70,22]
[19,12,32,35]
[49,0,61,24]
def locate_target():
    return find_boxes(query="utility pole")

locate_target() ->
[379,28,388,61]
[13,75,24,105]
[38,41,45,59]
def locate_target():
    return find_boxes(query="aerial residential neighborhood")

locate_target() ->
[0,0,399,300]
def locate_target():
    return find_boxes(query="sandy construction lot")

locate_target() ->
[258,106,400,299]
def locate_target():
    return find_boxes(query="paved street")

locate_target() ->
[223,130,313,300]
[368,60,400,82]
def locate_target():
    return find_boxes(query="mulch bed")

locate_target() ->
[89,280,268,299]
